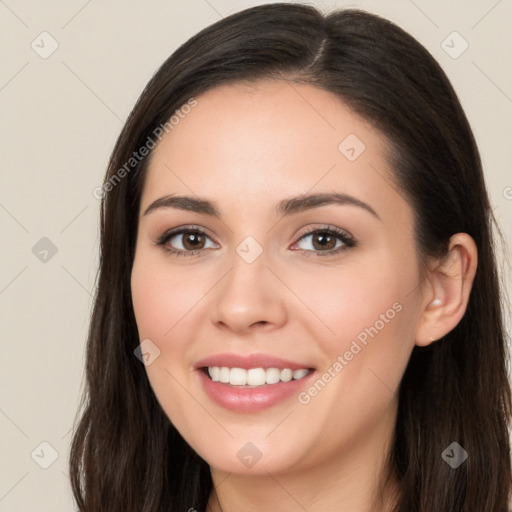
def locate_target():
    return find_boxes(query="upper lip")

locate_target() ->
[194,353,314,371]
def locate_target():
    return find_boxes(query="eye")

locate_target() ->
[155,226,218,257]
[291,226,356,256]
[155,224,356,258]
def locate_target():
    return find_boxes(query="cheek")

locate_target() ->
[286,247,419,414]
[290,252,417,351]
[130,256,206,430]
[282,263,417,453]
[130,255,201,341]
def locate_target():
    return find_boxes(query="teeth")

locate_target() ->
[219,367,230,383]
[229,367,247,386]
[292,369,309,380]
[206,366,310,386]
[265,367,281,384]
[209,366,220,382]
[247,368,266,386]
[280,368,292,382]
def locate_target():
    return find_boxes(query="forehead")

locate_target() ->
[142,80,410,226]
[150,80,380,173]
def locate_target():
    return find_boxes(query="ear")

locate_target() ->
[414,233,478,347]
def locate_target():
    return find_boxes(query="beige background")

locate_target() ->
[1,1,511,510]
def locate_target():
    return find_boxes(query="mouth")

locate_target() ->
[194,353,316,412]
[201,366,313,387]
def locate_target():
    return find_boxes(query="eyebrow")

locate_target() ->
[143,192,380,220]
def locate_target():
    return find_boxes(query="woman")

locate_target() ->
[69,3,512,511]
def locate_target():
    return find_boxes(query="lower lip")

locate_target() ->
[197,369,315,413]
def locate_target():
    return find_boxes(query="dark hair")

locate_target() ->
[69,3,512,511]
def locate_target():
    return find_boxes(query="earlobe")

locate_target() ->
[414,233,478,347]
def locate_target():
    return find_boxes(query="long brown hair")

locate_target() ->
[69,4,512,511]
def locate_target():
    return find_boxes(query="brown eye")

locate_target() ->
[292,227,356,256]
[156,227,218,257]
[181,231,206,250]
[310,232,337,251]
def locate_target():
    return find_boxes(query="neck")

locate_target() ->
[207,397,400,512]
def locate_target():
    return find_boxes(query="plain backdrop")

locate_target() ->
[1,1,511,510]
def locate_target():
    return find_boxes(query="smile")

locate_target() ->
[194,353,316,412]
[206,366,311,386]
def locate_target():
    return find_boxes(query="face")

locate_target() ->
[130,80,425,476]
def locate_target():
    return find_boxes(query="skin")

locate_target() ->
[130,80,477,512]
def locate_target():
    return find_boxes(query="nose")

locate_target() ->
[209,243,287,334]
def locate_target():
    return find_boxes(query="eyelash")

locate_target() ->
[155,224,356,258]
